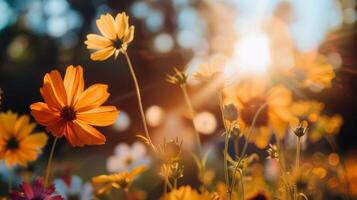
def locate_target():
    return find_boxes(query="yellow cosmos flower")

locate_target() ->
[193,54,226,81]
[225,80,294,148]
[291,100,324,123]
[85,12,135,61]
[288,52,335,92]
[0,111,48,167]
[92,165,146,195]
[163,185,212,200]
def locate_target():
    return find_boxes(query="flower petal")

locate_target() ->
[42,70,67,108]
[30,102,61,126]
[115,12,129,39]
[90,47,116,61]
[85,34,112,49]
[122,26,134,44]
[70,120,106,146]
[75,84,110,112]
[21,132,48,148]
[77,106,118,126]
[63,65,84,106]
[96,14,117,40]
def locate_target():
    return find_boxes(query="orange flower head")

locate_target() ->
[30,65,119,147]
[85,12,134,61]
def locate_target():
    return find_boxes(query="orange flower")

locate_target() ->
[30,65,119,147]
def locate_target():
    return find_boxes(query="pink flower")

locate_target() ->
[10,177,63,200]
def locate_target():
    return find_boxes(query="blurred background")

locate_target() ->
[0,0,356,198]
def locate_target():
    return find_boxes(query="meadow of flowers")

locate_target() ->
[0,1,356,200]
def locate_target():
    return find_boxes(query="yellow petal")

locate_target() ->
[96,14,117,40]
[122,26,134,44]
[90,47,116,61]
[115,12,129,39]
[21,132,48,148]
[85,34,112,49]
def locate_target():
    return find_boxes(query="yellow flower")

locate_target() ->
[163,185,212,200]
[287,52,335,92]
[291,100,324,123]
[309,114,343,142]
[193,54,226,81]
[0,111,48,167]
[92,165,146,195]
[85,12,134,61]
[225,80,294,148]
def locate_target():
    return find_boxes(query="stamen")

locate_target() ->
[61,106,76,121]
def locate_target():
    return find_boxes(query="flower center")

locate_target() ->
[125,157,133,166]
[240,97,268,127]
[6,136,19,150]
[112,39,123,50]
[247,193,268,200]
[61,106,76,121]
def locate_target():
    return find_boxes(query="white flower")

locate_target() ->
[54,175,93,200]
[106,142,150,173]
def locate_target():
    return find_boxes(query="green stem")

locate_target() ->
[229,103,268,198]
[45,137,59,186]
[180,85,201,155]
[123,51,153,146]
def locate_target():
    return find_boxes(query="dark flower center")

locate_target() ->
[112,39,123,49]
[125,157,133,165]
[61,106,76,121]
[6,136,19,150]
[241,97,268,127]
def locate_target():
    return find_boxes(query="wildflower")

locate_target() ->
[106,142,150,173]
[0,111,48,167]
[166,68,188,86]
[224,80,294,148]
[85,12,134,61]
[163,185,212,200]
[157,137,182,162]
[54,175,93,200]
[292,120,308,138]
[10,177,63,200]
[159,162,184,181]
[287,52,335,92]
[92,165,146,194]
[30,65,118,147]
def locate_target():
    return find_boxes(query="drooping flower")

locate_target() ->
[106,142,150,173]
[224,80,294,148]
[10,177,63,200]
[85,12,134,61]
[162,185,212,200]
[0,111,48,167]
[30,65,119,147]
[92,165,146,195]
[54,175,93,200]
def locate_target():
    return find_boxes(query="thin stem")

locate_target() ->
[229,103,268,197]
[234,137,239,158]
[180,85,201,155]
[45,137,59,187]
[217,91,231,196]
[123,51,152,146]
[276,139,286,172]
[173,178,177,189]
[295,136,301,171]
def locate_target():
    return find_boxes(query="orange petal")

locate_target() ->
[85,34,112,49]
[64,65,84,106]
[96,14,117,40]
[75,84,110,112]
[68,120,106,146]
[46,120,66,137]
[77,106,119,126]
[30,102,61,126]
[43,70,67,107]
[90,47,116,61]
